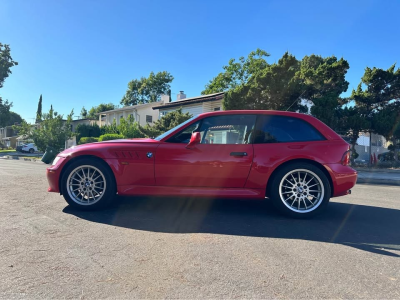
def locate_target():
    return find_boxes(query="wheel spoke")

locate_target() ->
[290,173,297,184]
[302,198,308,209]
[308,183,319,188]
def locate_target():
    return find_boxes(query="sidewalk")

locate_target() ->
[356,168,400,186]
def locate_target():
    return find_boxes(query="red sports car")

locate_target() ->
[47,110,357,218]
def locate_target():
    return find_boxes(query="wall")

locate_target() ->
[158,100,223,119]
[355,145,389,162]
[101,103,160,127]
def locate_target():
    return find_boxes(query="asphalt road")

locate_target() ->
[0,159,399,299]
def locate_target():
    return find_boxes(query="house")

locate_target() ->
[0,126,19,148]
[98,101,164,127]
[152,92,224,118]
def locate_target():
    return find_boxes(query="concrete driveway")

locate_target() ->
[0,159,399,299]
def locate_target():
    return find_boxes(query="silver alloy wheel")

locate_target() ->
[279,169,325,213]
[66,165,107,206]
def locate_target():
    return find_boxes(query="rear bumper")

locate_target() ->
[324,164,357,197]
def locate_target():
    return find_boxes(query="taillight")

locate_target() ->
[341,150,351,166]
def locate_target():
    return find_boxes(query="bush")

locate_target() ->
[78,137,99,144]
[75,123,101,143]
[98,134,124,142]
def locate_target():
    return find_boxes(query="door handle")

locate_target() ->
[230,152,247,156]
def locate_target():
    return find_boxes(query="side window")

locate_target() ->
[166,121,201,143]
[198,115,256,144]
[253,115,325,143]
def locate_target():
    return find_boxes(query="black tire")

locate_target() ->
[268,162,331,218]
[29,148,34,153]
[60,158,116,210]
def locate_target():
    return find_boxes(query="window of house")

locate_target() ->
[213,107,221,111]
[253,115,325,143]
[146,115,153,123]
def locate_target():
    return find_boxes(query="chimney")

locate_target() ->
[160,94,170,104]
[177,91,186,101]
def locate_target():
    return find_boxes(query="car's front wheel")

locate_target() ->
[29,148,34,153]
[61,158,116,210]
[269,162,331,218]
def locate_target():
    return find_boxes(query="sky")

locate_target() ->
[0,0,399,122]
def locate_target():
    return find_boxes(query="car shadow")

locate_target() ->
[63,196,400,257]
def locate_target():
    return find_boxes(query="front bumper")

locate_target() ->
[324,164,357,197]
[46,157,67,193]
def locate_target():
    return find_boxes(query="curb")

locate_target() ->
[0,156,44,163]
[357,178,400,186]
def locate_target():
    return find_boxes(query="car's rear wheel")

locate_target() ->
[29,148,34,153]
[269,163,331,218]
[61,158,116,210]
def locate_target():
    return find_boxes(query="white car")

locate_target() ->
[21,143,38,153]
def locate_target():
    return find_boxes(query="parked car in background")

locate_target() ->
[20,143,38,153]
[47,110,357,218]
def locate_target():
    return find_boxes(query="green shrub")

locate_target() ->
[78,137,99,144]
[75,123,101,142]
[98,134,124,142]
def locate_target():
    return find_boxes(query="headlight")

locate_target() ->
[51,156,62,166]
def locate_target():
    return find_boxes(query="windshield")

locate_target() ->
[154,116,197,141]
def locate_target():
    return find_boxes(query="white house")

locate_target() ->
[152,92,224,118]
[98,100,165,127]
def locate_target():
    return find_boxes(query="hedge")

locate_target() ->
[78,137,99,145]
[98,134,124,142]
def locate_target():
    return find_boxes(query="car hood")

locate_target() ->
[58,138,158,157]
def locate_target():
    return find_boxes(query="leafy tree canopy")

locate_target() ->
[36,94,42,123]
[87,103,116,119]
[121,71,174,106]
[139,109,192,138]
[6,111,23,126]
[15,106,74,152]
[0,43,18,88]
[202,49,270,95]
[0,98,12,127]
[80,106,87,118]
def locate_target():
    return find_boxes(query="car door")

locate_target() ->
[155,114,256,188]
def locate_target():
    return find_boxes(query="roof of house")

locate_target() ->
[99,101,162,115]
[152,92,224,110]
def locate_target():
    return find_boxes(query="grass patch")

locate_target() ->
[0,149,16,153]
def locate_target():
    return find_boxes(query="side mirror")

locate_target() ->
[186,132,201,149]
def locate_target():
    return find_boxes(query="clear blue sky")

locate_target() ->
[1,0,399,122]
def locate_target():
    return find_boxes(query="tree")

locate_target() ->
[80,106,87,118]
[118,115,143,138]
[223,52,307,112]
[16,106,74,152]
[297,55,350,130]
[0,98,12,127]
[36,94,42,123]
[202,49,270,95]
[87,103,115,119]
[139,109,192,138]
[0,43,18,88]
[0,43,18,126]
[7,111,23,126]
[120,71,174,106]
[210,51,350,120]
